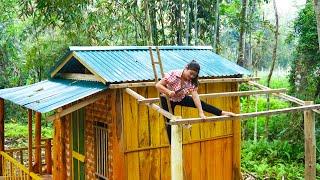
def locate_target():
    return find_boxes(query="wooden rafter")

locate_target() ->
[47,92,106,121]
[138,88,287,104]
[58,73,98,82]
[109,77,260,89]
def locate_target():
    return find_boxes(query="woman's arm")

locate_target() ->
[190,90,206,118]
[155,79,175,97]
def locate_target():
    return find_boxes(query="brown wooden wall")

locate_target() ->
[121,82,240,180]
[61,82,240,180]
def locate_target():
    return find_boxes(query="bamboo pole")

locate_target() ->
[28,109,33,174]
[109,77,260,89]
[169,104,320,125]
[0,98,4,176]
[125,88,175,120]
[304,101,316,180]
[248,81,320,114]
[138,88,287,104]
[34,112,41,174]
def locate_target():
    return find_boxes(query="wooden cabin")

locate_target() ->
[0,46,251,180]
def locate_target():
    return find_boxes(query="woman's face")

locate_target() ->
[183,69,198,81]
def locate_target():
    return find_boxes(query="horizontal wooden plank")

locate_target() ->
[170,104,320,125]
[138,88,287,104]
[109,77,260,89]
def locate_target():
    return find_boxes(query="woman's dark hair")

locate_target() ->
[186,60,200,87]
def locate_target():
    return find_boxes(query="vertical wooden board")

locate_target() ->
[206,83,219,138]
[182,105,191,142]
[223,137,233,180]
[200,142,207,179]
[139,150,151,180]
[200,84,211,139]
[182,144,192,179]
[148,87,161,146]
[147,87,161,179]
[123,88,140,179]
[213,138,224,179]
[191,142,201,180]
[138,87,150,147]
[160,147,171,180]
[206,140,215,179]
[126,152,140,180]
[137,87,152,179]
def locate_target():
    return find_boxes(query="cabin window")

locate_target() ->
[94,121,108,179]
[72,108,85,180]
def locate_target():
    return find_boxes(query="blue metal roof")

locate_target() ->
[0,79,107,113]
[54,46,251,83]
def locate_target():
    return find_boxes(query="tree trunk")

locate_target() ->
[213,0,220,53]
[159,1,166,45]
[265,0,279,139]
[176,2,183,45]
[144,0,153,45]
[185,0,190,45]
[194,0,198,45]
[237,0,248,67]
[313,0,320,50]
[150,1,158,45]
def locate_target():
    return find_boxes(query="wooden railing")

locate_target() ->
[0,151,41,179]
[4,138,52,175]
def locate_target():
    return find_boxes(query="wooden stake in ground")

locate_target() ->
[304,101,316,180]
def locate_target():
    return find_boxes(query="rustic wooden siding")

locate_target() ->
[122,82,240,180]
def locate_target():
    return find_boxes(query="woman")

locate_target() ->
[156,60,236,143]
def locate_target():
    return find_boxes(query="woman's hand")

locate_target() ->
[199,111,206,119]
[167,90,176,97]
[222,111,237,117]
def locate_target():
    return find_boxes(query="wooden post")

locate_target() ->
[232,83,242,180]
[53,108,66,179]
[0,98,4,176]
[34,112,41,173]
[304,101,316,180]
[28,109,33,174]
[45,139,52,174]
[171,117,183,180]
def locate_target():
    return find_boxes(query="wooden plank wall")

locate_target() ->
[122,82,239,180]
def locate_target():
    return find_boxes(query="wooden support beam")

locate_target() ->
[248,81,320,114]
[45,139,52,174]
[169,104,320,125]
[171,117,183,180]
[0,98,4,176]
[28,109,33,174]
[125,88,175,120]
[53,108,66,179]
[304,101,316,180]
[47,92,106,121]
[109,77,260,89]
[59,73,98,82]
[138,88,287,104]
[34,112,41,174]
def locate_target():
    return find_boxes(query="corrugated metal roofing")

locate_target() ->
[55,46,251,83]
[0,79,107,113]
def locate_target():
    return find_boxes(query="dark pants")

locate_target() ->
[160,95,222,143]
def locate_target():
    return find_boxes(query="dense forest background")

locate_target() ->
[0,0,319,178]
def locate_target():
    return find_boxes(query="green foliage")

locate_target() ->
[242,139,306,179]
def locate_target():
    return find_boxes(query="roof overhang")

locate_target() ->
[0,79,107,113]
